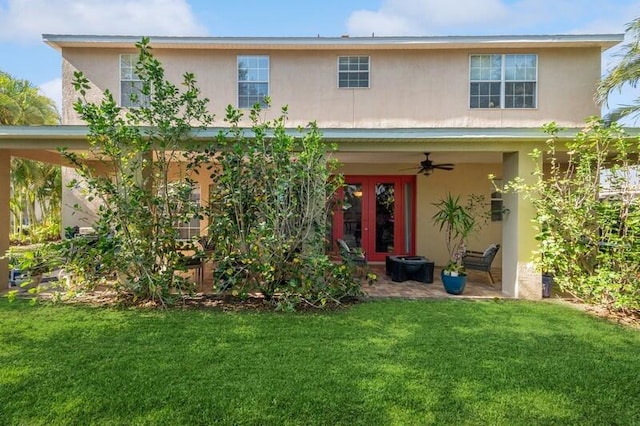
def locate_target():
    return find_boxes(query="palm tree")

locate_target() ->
[0,71,58,126]
[596,17,640,121]
[1,71,61,239]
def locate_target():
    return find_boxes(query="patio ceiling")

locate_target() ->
[334,151,502,165]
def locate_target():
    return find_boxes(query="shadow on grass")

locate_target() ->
[0,298,639,425]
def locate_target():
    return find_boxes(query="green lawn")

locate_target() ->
[0,298,638,425]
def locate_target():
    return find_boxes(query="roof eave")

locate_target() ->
[42,33,625,52]
[0,125,612,150]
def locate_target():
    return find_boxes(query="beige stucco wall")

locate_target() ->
[60,46,601,129]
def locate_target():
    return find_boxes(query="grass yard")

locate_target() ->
[0,298,639,425]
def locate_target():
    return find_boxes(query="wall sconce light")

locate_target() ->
[353,190,363,198]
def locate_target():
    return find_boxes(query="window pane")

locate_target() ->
[470,82,500,108]
[505,82,536,108]
[121,67,134,80]
[470,54,501,81]
[239,82,268,108]
[176,186,201,240]
[238,55,269,107]
[338,56,370,88]
[491,200,503,221]
[490,55,502,79]
[121,81,148,108]
[505,54,536,81]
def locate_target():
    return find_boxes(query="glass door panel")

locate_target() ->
[375,183,395,254]
[342,184,363,250]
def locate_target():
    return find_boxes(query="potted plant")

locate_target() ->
[432,193,485,294]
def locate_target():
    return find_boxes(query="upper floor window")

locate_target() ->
[237,55,269,108]
[338,56,370,88]
[120,54,148,108]
[469,54,537,109]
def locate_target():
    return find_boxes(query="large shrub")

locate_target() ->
[504,118,640,313]
[61,37,213,304]
[207,102,366,309]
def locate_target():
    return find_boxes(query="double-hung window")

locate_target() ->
[237,55,269,108]
[469,54,537,109]
[338,56,370,88]
[120,54,148,107]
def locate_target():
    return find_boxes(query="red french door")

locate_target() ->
[333,176,415,262]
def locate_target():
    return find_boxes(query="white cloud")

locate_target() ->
[348,10,415,36]
[0,0,208,43]
[346,0,639,36]
[347,0,508,36]
[39,77,62,117]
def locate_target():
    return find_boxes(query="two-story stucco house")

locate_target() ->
[0,33,624,297]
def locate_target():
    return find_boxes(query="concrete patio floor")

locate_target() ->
[363,264,505,299]
[189,262,505,300]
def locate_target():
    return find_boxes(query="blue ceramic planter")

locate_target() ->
[441,271,467,295]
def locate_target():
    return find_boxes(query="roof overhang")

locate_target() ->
[43,34,624,52]
[0,124,611,151]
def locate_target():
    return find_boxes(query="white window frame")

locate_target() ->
[490,179,504,221]
[469,54,537,109]
[337,56,370,89]
[176,185,201,240]
[237,55,270,109]
[119,53,148,108]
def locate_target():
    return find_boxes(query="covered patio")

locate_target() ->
[0,125,574,299]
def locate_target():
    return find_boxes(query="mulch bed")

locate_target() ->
[41,289,361,312]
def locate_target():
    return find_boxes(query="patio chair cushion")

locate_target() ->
[336,239,367,266]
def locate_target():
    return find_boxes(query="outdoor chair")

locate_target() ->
[178,240,206,286]
[462,243,501,285]
[336,239,367,267]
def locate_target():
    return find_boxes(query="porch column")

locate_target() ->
[0,150,9,288]
[502,148,541,299]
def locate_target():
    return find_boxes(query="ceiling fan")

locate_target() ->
[416,152,455,176]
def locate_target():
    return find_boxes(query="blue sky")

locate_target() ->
[0,0,639,123]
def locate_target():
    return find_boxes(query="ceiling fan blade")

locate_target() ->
[433,165,455,170]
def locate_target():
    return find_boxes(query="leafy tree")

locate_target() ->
[596,17,640,121]
[503,118,640,313]
[63,37,214,304]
